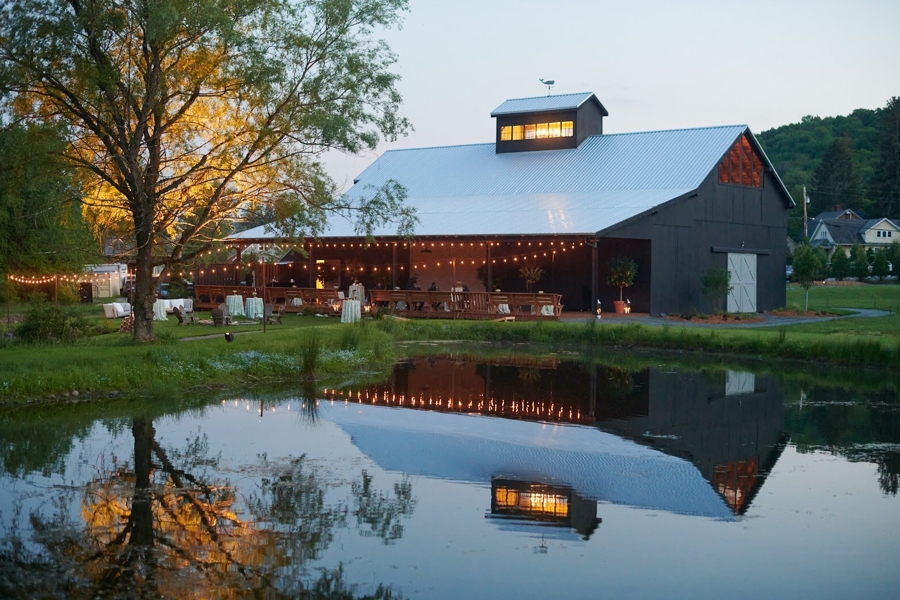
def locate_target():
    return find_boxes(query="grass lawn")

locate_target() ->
[2,284,900,403]
[786,281,900,313]
[0,300,380,401]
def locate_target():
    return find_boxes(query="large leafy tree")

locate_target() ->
[875,96,900,218]
[0,122,94,292]
[0,0,416,340]
[810,136,860,216]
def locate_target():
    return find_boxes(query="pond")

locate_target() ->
[1,354,898,599]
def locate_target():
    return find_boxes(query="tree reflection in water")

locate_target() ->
[0,414,411,599]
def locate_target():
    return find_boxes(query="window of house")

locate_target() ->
[524,124,536,139]
[512,125,524,140]
[536,122,549,138]
[561,121,573,136]
[500,126,512,141]
[718,135,764,187]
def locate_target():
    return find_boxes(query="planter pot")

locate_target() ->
[613,300,627,314]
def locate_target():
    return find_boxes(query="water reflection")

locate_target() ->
[488,478,601,540]
[1,355,899,599]
[0,412,413,599]
[322,357,790,517]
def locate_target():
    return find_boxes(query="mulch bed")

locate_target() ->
[665,314,765,324]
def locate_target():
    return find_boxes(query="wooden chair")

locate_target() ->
[218,302,233,325]
[265,303,284,325]
[172,306,198,325]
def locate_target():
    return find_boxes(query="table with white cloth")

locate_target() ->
[245,297,264,319]
[290,297,303,307]
[225,294,245,317]
[540,304,555,316]
[497,303,511,314]
[341,299,361,323]
[152,299,168,321]
[162,298,186,313]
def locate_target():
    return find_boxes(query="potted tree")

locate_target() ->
[519,262,544,292]
[606,255,637,313]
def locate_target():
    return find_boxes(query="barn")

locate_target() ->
[228,92,794,316]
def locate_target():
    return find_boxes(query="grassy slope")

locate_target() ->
[2,284,899,402]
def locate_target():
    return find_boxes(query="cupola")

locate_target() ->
[490,92,608,154]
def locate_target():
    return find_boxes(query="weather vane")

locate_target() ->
[539,78,555,95]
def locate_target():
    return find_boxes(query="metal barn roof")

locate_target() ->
[490,91,605,116]
[233,124,788,241]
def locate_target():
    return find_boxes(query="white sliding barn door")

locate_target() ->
[727,253,757,313]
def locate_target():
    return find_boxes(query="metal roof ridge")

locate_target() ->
[500,91,593,102]
[595,124,747,137]
[382,141,494,154]
[378,125,750,156]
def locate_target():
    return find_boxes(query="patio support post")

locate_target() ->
[487,244,493,291]
[308,248,315,288]
[589,239,598,312]
[392,243,397,289]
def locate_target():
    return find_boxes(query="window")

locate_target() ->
[500,120,575,142]
[718,135,764,187]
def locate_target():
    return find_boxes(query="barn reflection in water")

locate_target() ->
[322,355,786,521]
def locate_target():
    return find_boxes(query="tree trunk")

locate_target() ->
[132,209,157,341]
[130,417,156,547]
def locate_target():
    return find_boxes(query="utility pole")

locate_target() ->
[802,185,810,240]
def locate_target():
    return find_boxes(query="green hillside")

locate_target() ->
[756,96,899,238]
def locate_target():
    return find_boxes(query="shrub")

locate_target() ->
[16,303,90,343]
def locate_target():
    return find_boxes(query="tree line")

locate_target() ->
[757,97,900,238]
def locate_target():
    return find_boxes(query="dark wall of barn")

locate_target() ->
[604,167,789,315]
[575,101,604,144]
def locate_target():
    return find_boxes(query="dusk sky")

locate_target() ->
[323,0,899,190]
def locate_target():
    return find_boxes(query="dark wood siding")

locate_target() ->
[602,165,789,315]
[575,101,604,144]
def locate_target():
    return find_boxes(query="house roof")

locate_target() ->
[814,209,865,221]
[233,124,793,241]
[490,91,608,117]
[811,218,883,245]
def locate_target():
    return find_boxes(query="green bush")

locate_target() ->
[16,303,91,343]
